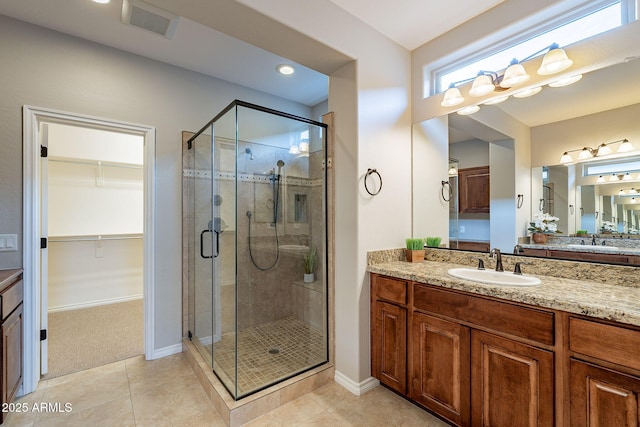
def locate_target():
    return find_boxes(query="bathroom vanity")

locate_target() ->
[368,255,640,426]
[0,269,23,424]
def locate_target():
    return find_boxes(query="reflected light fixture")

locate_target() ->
[483,95,509,105]
[512,86,542,98]
[596,175,605,183]
[549,74,583,87]
[559,139,633,164]
[276,64,295,75]
[623,172,633,181]
[92,0,111,3]
[610,173,620,182]
[457,105,480,115]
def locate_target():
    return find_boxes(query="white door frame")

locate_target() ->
[22,105,156,394]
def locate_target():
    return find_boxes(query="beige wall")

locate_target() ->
[0,15,314,350]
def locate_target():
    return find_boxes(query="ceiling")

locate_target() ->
[0,0,505,107]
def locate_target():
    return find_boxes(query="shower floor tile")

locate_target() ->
[205,316,326,396]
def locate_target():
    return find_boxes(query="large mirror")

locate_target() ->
[413,31,640,265]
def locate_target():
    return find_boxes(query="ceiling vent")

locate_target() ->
[121,0,179,39]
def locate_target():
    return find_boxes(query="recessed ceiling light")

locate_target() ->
[92,0,111,4]
[276,64,295,75]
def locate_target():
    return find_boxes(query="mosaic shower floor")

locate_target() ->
[204,316,326,396]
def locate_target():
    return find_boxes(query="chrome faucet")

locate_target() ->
[489,248,504,272]
[591,235,597,245]
[513,244,523,254]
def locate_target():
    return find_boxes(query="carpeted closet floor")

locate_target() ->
[44,299,144,379]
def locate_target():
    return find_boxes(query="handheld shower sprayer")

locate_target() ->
[245,148,254,160]
[276,160,285,178]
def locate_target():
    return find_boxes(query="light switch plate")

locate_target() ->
[0,234,18,252]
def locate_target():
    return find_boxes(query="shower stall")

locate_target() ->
[183,100,329,400]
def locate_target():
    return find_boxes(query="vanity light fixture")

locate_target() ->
[441,43,574,108]
[623,172,633,181]
[559,139,633,164]
[276,64,295,75]
[610,173,620,182]
[597,175,605,183]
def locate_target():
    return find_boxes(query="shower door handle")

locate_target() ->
[200,229,213,259]
[214,230,220,258]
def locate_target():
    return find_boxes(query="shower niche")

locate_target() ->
[183,100,329,401]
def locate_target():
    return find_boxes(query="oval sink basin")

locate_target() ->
[448,268,541,286]
[566,244,620,251]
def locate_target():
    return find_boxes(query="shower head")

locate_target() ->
[245,148,253,160]
[276,160,285,176]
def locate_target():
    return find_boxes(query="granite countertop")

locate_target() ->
[0,268,23,293]
[367,260,640,328]
[521,243,640,255]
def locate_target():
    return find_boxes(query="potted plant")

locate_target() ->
[303,246,317,283]
[528,213,562,244]
[405,238,425,262]
[425,237,442,248]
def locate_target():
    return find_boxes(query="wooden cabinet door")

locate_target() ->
[372,301,407,393]
[459,166,489,214]
[410,312,470,426]
[570,359,640,427]
[471,330,554,427]
[2,304,23,422]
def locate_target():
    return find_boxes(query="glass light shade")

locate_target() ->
[468,75,495,97]
[560,152,573,164]
[483,95,509,105]
[500,63,530,88]
[448,167,458,176]
[298,142,309,153]
[623,172,632,181]
[610,173,620,182]
[289,145,300,154]
[441,86,464,107]
[617,139,634,152]
[549,74,582,87]
[578,148,593,160]
[597,143,613,155]
[457,105,480,115]
[537,47,573,75]
[512,86,542,98]
[597,175,605,183]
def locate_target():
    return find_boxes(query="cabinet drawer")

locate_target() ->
[1,279,23,321]
[414,284,554,345]
[372,275,407,305]
[569,317,640,371]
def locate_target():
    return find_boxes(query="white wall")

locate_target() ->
[0,15,314,351]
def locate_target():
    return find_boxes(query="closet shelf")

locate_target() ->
[48,234,143,242]
[49,157,143,169]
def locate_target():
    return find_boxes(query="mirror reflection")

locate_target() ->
[416,54,640,265]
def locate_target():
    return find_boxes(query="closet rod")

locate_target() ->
[48,157,143,169]
[48,234,143,242]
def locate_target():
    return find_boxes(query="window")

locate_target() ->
[584,157,640,176]
[436,1,626,93]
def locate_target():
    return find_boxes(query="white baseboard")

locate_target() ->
[334,371,380,395]
[149,343,183,360]
[48,294,143,313]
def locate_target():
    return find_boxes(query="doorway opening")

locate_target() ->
[22,106,155,393]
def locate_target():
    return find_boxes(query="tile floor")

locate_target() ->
[204,316,326,396]
[5,353,449,426]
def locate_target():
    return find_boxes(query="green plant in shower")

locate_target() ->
[425,237,442,248]
[405,238,425,250]
[304,246,317,274]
